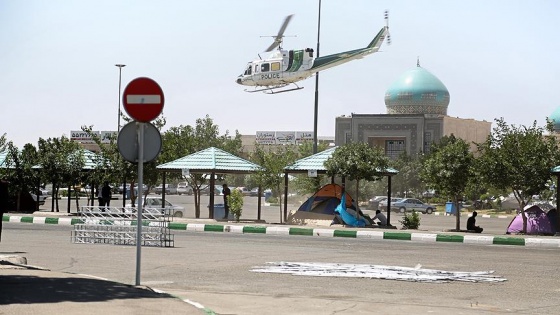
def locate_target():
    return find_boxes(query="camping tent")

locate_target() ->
[506,205,556,235]
[297,183,371,226]
[298,183,356,215]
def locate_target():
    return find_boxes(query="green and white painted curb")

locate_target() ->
[4,214,559,248]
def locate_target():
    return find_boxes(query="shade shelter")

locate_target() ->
[283,146,399,225]
[156,147,262,219]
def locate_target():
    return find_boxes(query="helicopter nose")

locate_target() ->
[236,78,242,85]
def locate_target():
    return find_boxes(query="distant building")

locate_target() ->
[335,63,491,157]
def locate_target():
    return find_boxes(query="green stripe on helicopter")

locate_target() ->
[287,50,304,72]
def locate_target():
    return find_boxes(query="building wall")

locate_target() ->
[335,114,489,155]
[443,116,492,151]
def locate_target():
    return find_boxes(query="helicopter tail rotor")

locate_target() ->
[265,14,294,52]
[384,10,391,45]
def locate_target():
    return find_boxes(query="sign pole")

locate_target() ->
[135,122,145,286]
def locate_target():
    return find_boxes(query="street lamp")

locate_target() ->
[313,0,321,154]
[115,64,126,132]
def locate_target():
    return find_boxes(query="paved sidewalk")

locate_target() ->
[0,256,211,315]
[3,212,560,248]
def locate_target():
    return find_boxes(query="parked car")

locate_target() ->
[154,184,178,195]
[30,192,47,206]
[177,182,193,195]
[126,196,185,217]
[235,186,251,196]
[390,198,435,214]
[200,185,222,196]
[378,198,402,211]
[368,196,388,210]
[117,184,131,194]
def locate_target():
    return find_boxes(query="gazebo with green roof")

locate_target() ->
[157,147,262,219]
[283,146,399,225]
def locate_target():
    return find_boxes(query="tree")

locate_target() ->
[4,142,40,212]
[160,115,242,218]
[251,144,298,223]
[324,143,389,218]
[421,135,475,230]
[390,152,425,198]
[38,136,84,212]
[476,118,560,233]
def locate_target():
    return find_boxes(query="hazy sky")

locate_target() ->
[1,0,559,148]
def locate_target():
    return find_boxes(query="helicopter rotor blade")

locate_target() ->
[265,14,294,52]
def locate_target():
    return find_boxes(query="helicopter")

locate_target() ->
[236,11,390,94]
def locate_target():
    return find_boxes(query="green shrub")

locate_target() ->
[227,189,244,222]
[399,211,421,229]
[267,196,279,204]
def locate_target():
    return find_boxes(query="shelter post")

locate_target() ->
[162,172,166,204]
[387,176,392,226]
[257,186,262,221]
[209,172,215,219]
[557,174,560,236]
[122,177,127,207]
[283,172,289,223]
[67,184,71,214]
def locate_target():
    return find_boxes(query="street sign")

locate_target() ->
[117,121,162,163]
[122,77,165,122]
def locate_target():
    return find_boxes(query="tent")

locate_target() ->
[298,183,356,215]
[297,183,371,226]
[506,205,556,235]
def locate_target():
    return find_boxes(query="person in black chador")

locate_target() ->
[101,182,112,209]
[222,184,231,219]
[467,211,483,233]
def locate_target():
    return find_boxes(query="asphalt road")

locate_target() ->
[2,223,559,314]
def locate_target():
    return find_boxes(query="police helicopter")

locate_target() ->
[236,11,390,94]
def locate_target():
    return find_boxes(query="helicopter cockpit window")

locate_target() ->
[261,63,270,72]
[244,64,252,75]
[271,62,280,71]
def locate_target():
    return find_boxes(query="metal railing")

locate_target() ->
[71,206,174,247]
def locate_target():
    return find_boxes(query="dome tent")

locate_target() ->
[506,205,556,235]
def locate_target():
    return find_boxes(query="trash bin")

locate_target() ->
[208,203,233,219]
[445,202,462,215]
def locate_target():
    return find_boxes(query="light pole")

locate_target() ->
[313,0,321,154]
[115,64,126,132]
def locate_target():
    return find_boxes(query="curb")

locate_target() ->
[4,214,560,248]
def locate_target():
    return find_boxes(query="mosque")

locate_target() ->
[334,61,491,157]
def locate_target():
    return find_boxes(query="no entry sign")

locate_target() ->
[122,77,164,122]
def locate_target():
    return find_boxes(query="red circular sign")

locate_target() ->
[122,77,164,122]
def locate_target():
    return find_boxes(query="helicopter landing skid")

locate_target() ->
[245,84,303,94]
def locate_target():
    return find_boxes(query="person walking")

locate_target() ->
[222,183,231,219]
[97,186,105,207]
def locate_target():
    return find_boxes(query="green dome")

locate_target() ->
[385,66,450,115]
[550,106,560,132]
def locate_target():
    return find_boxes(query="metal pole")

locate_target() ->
[115,64,126,132]
[312,0,321,154]
[135,122,144,286]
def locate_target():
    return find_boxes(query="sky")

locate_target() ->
[1,0,559,148]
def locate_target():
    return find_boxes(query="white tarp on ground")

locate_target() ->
[251,262,506,283]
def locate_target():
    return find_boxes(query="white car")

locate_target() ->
[177,182,193,195]
[126,196,185,217]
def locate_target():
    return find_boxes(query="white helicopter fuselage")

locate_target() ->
[237,12,389,93]
[236,48,316,87]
